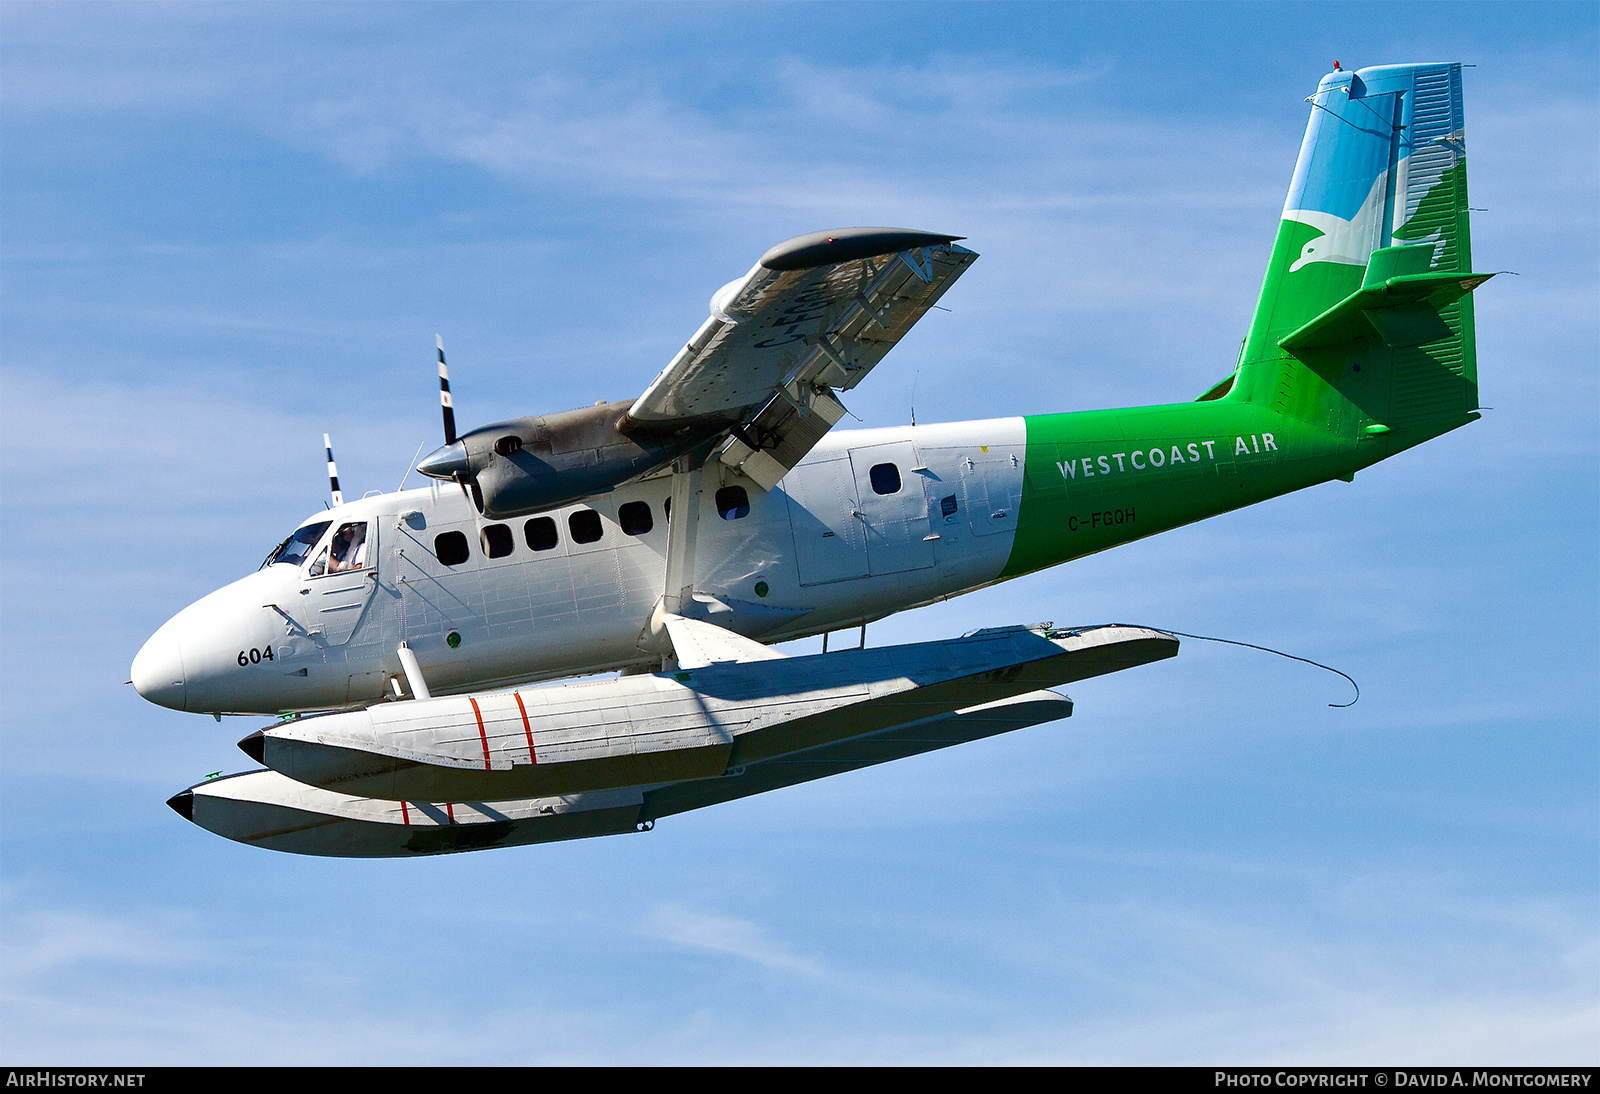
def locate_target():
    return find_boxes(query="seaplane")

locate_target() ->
[137,62,1492,857]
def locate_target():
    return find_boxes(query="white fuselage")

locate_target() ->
[132,418,1027,716]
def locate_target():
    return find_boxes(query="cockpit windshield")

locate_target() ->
[261,521,332,570]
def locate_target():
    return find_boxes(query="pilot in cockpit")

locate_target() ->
[327,523,367,573]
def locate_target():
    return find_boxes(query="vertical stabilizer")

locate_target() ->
[1230,63,1484,441]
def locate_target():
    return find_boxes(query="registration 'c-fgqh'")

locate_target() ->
[137,63,1491,857]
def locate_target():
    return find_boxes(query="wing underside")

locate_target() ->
[628,227,978,488]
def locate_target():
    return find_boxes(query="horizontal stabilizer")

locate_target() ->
[1280,244,1493,354]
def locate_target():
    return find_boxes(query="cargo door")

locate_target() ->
[784,456,868,586]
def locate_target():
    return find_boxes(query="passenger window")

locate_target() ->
[524,517,558,552]
[619,500,653,536]
[716,485,750,520]
[480,524,514,559]
[569,509,603,544]
[870,463,901,495]
[327,522,369,572]
[434,531,470,566]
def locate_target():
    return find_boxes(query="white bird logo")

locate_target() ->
[1284,171,1388,272]
[1285,163,1447,274]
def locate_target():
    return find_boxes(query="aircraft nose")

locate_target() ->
[131,627,187,711]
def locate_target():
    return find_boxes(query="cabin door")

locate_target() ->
[303,520,380,645]
[784,456,868,587]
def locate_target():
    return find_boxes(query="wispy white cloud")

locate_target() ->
[644,902,830,979]
[0,907,194,981]
[4,883,1590,1064]
[640,900,982,1016]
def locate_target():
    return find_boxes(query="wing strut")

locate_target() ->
[662,460,701,617]
[640,459,704,659]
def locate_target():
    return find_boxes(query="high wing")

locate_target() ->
[627,227,978,489]
[414,227,977,519]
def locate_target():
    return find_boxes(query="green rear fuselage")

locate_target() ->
[1005,395,1468,580]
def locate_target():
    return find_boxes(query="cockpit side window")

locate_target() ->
[262,521,332,569]
[326,522,368,573]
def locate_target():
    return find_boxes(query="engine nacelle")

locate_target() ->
[416,400,728,519]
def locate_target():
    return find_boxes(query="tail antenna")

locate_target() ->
[324,433,343,506]
[437,334,457,446]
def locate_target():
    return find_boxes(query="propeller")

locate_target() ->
[416,336,480,510]
[324,433,343,507]
[437,334,456,446]
[417,338,470,480]
[413,335,720,519]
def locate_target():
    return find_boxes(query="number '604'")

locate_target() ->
[237,647,275,666]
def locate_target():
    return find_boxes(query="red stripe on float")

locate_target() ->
[514,692,536,764]
[400,801,410,826]
[469,696,491,770]
[445,802,456,824]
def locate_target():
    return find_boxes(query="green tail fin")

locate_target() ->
[1225,63,1490,443]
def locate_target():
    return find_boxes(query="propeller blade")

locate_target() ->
[324,433,343,506]
[436,334,456,446]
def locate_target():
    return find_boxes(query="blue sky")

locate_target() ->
[1,1,1595,1064]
